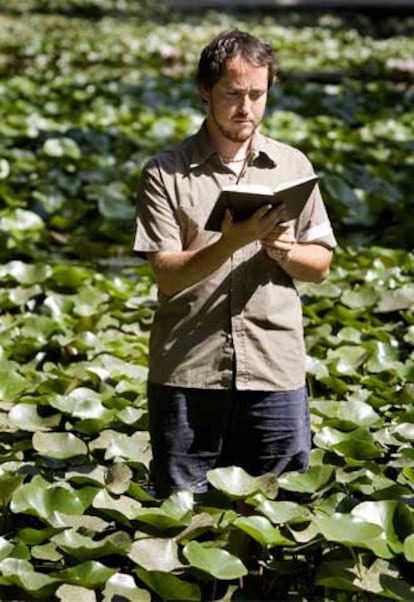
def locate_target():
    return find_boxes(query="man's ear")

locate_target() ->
[199,84,211,104]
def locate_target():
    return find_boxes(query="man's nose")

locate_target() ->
[239,94,251,113]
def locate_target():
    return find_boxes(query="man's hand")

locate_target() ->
[260,222,296,261]
[220,204,288,253]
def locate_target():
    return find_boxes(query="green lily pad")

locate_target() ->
[32,431,87,459]
[351,500,414,556]
[135,568,200,601]
[0,368,27,401]
[0,474,24,506]
[234,515,295,547]
[52,560,117,587]
[255,499,312,524]
[313,427,382,459]
[10,474,96,522]
[326,345,368,375]
[183,540,247,580]
[403,533,414,562]
[315,513,383,549]
[278,465,334,494]
[341,286,379,309]
[48,387,114,422]
[52,529,131,561]
[0,537,14,561]
[310,400,380,429]
[207,466,278,499]
[92,489,142,522]
[43,137,81,159]
[56,584,97,602]
[0,558,58,598]
[102,573,151,602]
[129,537,183,571]
[0,260,52,284]
[9,403,61,432]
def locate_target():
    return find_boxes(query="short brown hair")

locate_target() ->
[196,29,276,91]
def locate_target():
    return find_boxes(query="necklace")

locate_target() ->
[221,154,249,164]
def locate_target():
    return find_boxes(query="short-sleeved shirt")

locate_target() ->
[134,123,336,391]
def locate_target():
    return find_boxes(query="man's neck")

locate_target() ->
[205,119,253,161]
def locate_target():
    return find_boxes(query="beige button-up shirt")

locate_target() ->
[134,124,336,391]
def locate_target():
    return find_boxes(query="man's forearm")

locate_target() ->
[147,237,235,297]
[148,205,287,296]
[270,242,332,283]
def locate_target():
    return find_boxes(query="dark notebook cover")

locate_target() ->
[205,174,319,232]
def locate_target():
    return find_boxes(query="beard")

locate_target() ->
[210,106,258,143]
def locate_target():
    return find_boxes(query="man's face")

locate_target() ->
[202,55,269,144]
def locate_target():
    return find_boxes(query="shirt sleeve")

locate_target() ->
[133,160,184,258]
[296,177,337,249]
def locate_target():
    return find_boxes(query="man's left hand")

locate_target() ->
[260,222,296,261]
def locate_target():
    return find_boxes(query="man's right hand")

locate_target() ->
[220,203,288,252]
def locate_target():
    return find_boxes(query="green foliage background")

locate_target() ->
[0,1,413,600]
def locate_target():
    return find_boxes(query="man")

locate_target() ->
[134,29,336,498]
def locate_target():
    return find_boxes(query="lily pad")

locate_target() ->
[32,431,87,459]
[183,540,247,580]
[207,466,278,499]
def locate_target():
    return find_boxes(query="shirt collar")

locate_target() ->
[188,122,217,170]
[188,122,277,171]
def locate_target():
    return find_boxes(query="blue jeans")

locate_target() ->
[147,383,311,497]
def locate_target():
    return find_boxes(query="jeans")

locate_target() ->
[147,383,311,497]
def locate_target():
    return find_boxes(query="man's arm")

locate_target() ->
[261,223,333,283]
[272,243,332,282]
[148,204,285,296]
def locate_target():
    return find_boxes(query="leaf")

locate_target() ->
[0,558,58,598]
[43,137,81,159]
[403,533,414,562]
[183,541,247,580]
[92,489,142,522]
[0,537,14,561]
[207,466,278,499]
[313,427,382,459]
[135,568,200,601]
[255,499,312,525]
[376,284,414,312]
[96,181,135,219]
[161,490,194,520]
[310,400,381,429]
[128,538,183,571]
[315,557,363,592]
[52,529,131,561]
[352,500,414,555]
[10,475,95,522]
[56,584,97,602]
[33,432,88,459]
[31,542,62,562]
[0,474,25,506]
[9,403,61,432]
[326,345,368,375]
[0,368,27,401]
[89,430,151,464]
[0,208,44,232]
[341,286,379,309]
[105,462,133,494]
[48,387,112,419]
[52,560,116,587]
[278,465,333,493]
[0,158,10,179]
[315,513,383,549]
[102,573,151,602]
[234,515,295,546]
